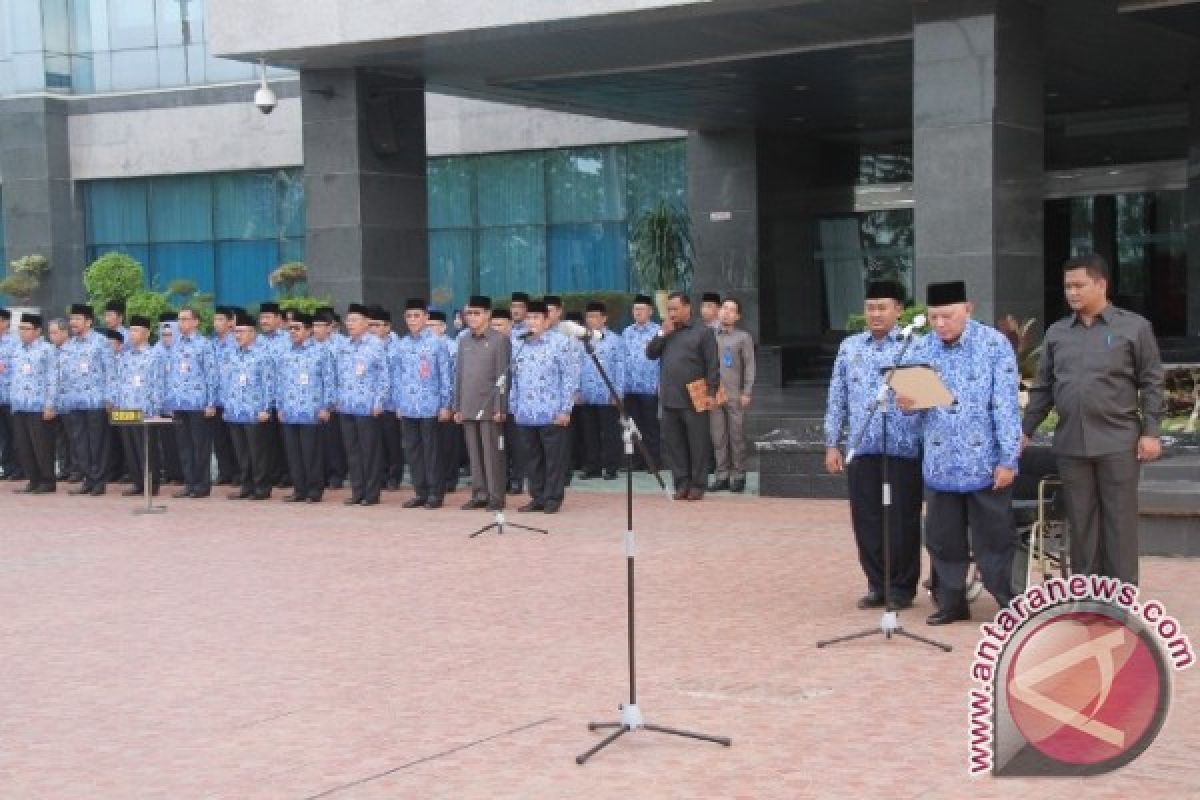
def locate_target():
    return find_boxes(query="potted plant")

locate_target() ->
[0,254,50,316]
[268,262,309,299]
[629,202,692,319]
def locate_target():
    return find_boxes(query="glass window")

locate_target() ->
[108,47,158,91]
[216,240,277,307]
[149,175,213,241]
[156,44,186,87]
[548,222,628,293]
[428,157,473,229]
[152,241,215,294]
[429,229,473,316]
[547,146,626,224]
[86,180,150,244]
[0,186,6,284]
[214,172,275,240]
[107,0,157,50]
[815,210,914,330]
[626,140,687,219]
[476,152,545,227]
[478,226,545,298]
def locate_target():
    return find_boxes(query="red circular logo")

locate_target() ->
[1005,610,1164,767]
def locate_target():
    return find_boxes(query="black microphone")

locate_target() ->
[517,330,535,340]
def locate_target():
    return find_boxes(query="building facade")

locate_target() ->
[3,0,1200,381]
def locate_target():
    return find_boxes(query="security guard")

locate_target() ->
[109,316,165,496]
[577,300,625,480]
[276,312,334,503]
[393,298,452,509]
[222,311,276,501]
[9,313,59,493]
[62,303,112,496]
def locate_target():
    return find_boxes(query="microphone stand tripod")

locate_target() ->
[467,335,547,538]
[817,329,951,653]
[575,333,731,765]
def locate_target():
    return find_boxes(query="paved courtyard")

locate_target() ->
[2,482,1197,799]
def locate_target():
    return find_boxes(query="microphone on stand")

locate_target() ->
[517,330,535,340]
[557,320,605,341]
[898,314,927,339]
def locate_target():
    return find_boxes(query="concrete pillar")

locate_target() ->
[301,68,428,309]
[687,130,760,337]
[0,96,82,311]
[1186,63,1200,337]
[913,0,1044,325]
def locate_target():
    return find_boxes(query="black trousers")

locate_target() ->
[661,406,711,491]
[282,423,324,500]
[504,418,525,488]
[54,418,74,478]
[0,404,21,477]
[568,407,583,470]
[520,424,568,506]
[925,486,1016,606]
[624,393,661,470]
[846,455,923,599]
[402,417,441,501]
[380,413,405,485]
[158,420,184,483]
[120,425,159,492]
[65,409,109,490]
[1057,452,1141,585]
[12,411,55,490]
[579,404,621,474]
[173,411,213,494]
[212,413,239,483]
[229,422,272,497]
[322,412,348,484]
[437,419,462,491]
[341,414,383,502]
[103,422,126,481]
[266,415,287,484]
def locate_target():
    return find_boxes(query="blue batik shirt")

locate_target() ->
[511,333,575,427]
[221,343,276,423]
[60,330,111,411]
[440,333,459,409]
[391,329,452,418]
[333,334,389,417]
[823,328,923,459]
[908,319,1022,492]
[380,332,403,411]
[510,321,529,344]
[579,327,625,405]
[9,338,60,413]
[0,331,19,405]
[256,328,288,356]
[110,344,165,415]
[622,321,661,396]
[164,332,217,411]
[276,338,335,425]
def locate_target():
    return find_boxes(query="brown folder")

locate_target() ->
[686,378,726,412]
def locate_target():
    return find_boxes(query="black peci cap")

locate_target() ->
[926,281,967,307]
[467,295,492,310]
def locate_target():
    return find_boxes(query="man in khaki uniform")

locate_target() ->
[708,298,756,493]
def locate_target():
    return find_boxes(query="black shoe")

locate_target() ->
[730,478,746,493]
[425,497,444,509]
[276,477,292,488]
[306,496,322,503]
[603,470,618,480]
[89,485,105,496]
[401,497,427,509]
[384,479,400,491]
[578,471,600,480]
[707,478,730,492]
[328,478,344,489]
[122,487,143,497]
[32,485,55,494]
[445,483,459,493]
[282,493,305,503]
[359,497,380,506]
[215,477,233,486]
[543,501,561,514]
[856,590,886,610]
[926,591,970,626]
[66,474,84,484]
[228,490,252,500]
[68,486,91,496]
[251,492,271,501]
[190,490,210,499]
[172,489,194,499]
[485,500,505,512]
[460,497,488,511]
[888,595,915,611]
[344,497,363,506]
[517,501,545,513]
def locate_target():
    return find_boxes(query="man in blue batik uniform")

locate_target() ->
[0,308,23,480]
[312,307,347,490]
[429,310,464,496]
[577,300,625,480]
[103,301,130,348]
[621,295,661,471]
[165,306,218,498]
[824,280,925,611]
[334,303,389,506]
[109,316,165,496]
[393,298,452,509]
[899,280,1021,625]
[61,303,113,496]
[512,301,576,514]
[9,313,59,493]
[210,306,240,486]
[372,305,406,491]
[276,312,334,503]
[221,311,277,500]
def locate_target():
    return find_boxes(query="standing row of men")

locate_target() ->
[0,290,759,514]
[824,256,1164,626]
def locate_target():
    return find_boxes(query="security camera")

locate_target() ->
[253,58,276,115]
[254,84,277,115]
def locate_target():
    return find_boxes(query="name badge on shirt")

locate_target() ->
[722,349,734,368]
[79,360,90,374]
[419,358,431,380]
[180,360,190,374]
[299,373,309,385]
[133,374,143,387]
[22,363,32,375]
[355,361,366,377]
[239,373,248,386]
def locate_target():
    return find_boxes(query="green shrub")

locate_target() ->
[125,290,173,335]
[84,252,144,308]
[845,304,929,333]
[279,295,334,316]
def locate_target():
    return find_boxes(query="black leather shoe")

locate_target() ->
[190,490,210,499]
[730,479,746,493]
[306,496,322,503]
[485,500,505,512]
[926,592,970,626]
[543,501,561,514]
[888,595,915,611]
[707,478,730,492]
[228,490,252,500]
[172,489,194,499]
[401,497,427,509]
[425,497,444,509]
[32,485,55,494]
[359,497,380,506]
[250,492,271,501]
[603,470,618,480]
[578,471,600,480]
[89,485,105,496]
[344,497,363,506]
[517,501,544,513]
[68,486,91,496]
[122,487,143,497]
[460,497,488,511]
[856,590,886,610]
[282,494,305,503]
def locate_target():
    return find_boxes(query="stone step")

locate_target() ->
[1138,480,1200,515]
[1142,457,1200,483]
[1140,514,1200,557]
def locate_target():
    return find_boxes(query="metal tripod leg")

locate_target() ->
[468,511,549,538]
[576,726,628,764]
[893,627,954,652]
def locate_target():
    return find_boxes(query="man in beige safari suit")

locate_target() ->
[708,298,755,493]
